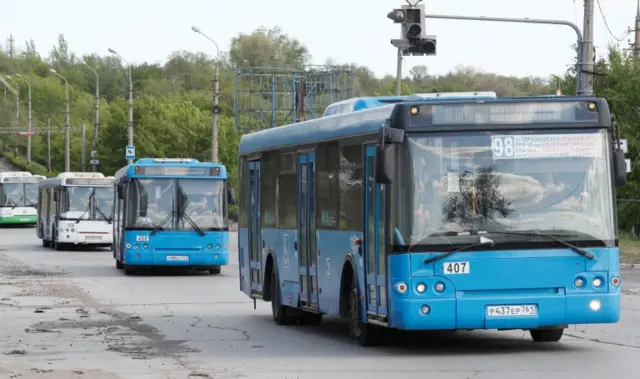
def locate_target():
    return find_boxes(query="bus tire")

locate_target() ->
[530,328,564,342]
[349,273,380,346]
[115,259,124,270]
[54,240,63,251]
[42,238,50,248]
[208,266,221,275]
[270,266,296,325]
[299,311,323,326]
[124,265,136,275]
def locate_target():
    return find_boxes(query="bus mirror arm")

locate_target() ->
[375,145,395,184]
[378,126,404,145]
[613,149,627,186]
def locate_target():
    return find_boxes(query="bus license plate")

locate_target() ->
[86,236,102,240]
[166,256,189,261]
[487,305,537,317]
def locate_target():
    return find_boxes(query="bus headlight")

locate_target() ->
[574,278,585,288]
[592,277,602,287]
[416,283,426,293]
[207,244,213,249]
[434,282,445,293]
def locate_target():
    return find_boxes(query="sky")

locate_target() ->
[2,0,636,79]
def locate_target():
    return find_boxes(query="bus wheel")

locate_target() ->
[115,259,124,270]
[530,328,564,342]
[270,267,296,325]
[42,238,50,248]
[54,240,64,251]
[299,311,323,326]
[208,266,221,275]
[349,275,379,346]
[124,266,136,276]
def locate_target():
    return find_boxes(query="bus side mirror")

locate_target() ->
[375,145,395,184]
[53,191,59,202]
[227,185,237,205]
[613,149,628,186]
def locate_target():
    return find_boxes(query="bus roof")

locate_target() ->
[0,171,35,177]
[38,176,115,189]
[239,95,605,155]
[322,92,498,117]
[113,158,228,180]
[57,172,106,179]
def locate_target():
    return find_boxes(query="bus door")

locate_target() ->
[248,160,263,295]
[364,146,388,319]
[298,153,318,309]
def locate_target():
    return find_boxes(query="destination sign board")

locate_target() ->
[135,166,221,177]
[409,101,599,127]
[1,177,42,183]
[65,178,114,186]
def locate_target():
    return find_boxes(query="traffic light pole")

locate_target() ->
[396,49,403,95]
[423,13,589,95]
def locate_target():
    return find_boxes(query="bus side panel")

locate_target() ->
[263,228,299,307]
[316,229,364,316]
[239,227,251,296]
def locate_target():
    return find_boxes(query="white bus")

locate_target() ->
[37,172,115,250]
[0,171,46,225]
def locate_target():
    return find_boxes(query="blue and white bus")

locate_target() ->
[322,92,497,117]
[113,158,236,275]
[237,96,627,345]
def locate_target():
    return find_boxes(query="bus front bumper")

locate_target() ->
[389,292,620,330]
[124,249,229,267]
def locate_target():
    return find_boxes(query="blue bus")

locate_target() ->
[237,96,627,345]
[113,158,236,275]
[322,92,497,117]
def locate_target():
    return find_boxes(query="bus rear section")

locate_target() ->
[113,159,236,275]
[0,172,43,225]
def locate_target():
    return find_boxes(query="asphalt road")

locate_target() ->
[1,227,639,379]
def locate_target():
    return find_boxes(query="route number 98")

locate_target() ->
[444,262,470,274]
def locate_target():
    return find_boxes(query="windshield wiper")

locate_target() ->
[485,230,595,260]
[178,211,205,236]
[75,191,96,223]
[24,198,36,207]
[7,198,18,209]
[95,205,112,224]
[424,236,495,265]
[150,211,175,235]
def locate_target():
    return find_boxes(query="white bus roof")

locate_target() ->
[0,171,34,177]
[56,172,106,179]
[413,91,497,98]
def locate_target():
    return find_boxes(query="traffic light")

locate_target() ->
[388,3,436,57]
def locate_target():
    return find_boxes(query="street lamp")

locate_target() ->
[191,26,221,163]
[14,74,32,165]
[82,60,100,172]
[49,68,71,172]
[108,48,134,165]
[4,75,19,121]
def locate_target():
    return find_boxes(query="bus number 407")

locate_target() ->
[444,262,469,274]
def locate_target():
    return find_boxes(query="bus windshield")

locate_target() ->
[0,183,38,207]
[399,128,615,247]
[127,178,227,231]
[60,186,114,221]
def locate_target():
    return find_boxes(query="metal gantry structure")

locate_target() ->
[233,65,355,132]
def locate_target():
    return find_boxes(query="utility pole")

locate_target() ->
[47,117,51,174]
[81,123,86,172]
[396,49,402,95]
[108,49,134,165]
[83,61,100,172]
[630,0,640,58]
[581,0,595,95]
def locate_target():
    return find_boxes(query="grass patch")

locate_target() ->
[619,232,640,264]
[1,151,58,177]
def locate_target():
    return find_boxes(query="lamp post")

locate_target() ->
[108,48,134,165]
[191,26,220,163]
[14,74,32,165]
[4,75,19,121]
[83,61,100,171]
[49,68,71,172]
